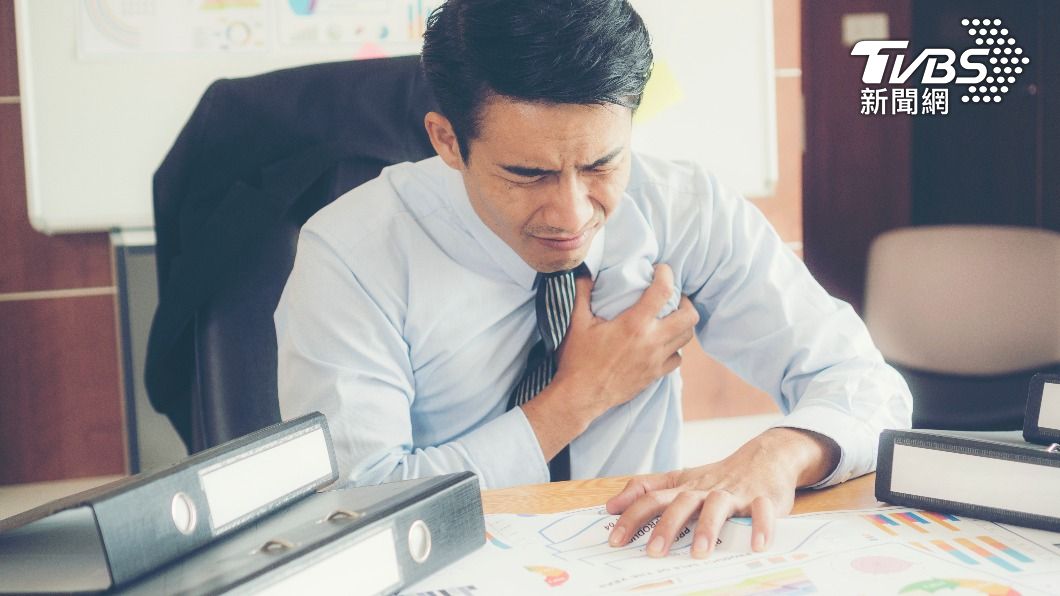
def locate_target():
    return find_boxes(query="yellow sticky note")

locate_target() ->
[634,59,683,124]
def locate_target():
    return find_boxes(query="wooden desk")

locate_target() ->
[0,473,881,523]
[482,473,882,515]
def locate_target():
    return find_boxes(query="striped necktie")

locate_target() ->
[508,264,588,481]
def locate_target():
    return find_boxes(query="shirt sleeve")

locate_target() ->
[275,228,550,490]
[666,165,913,488]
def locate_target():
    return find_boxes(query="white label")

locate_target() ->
[890,444,1060,518]
[200,426,332,530]
[252,528,400,596]
[1037,382,1060,431]
[841,13,890,48]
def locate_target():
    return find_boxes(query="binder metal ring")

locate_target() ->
[259,539,294,554]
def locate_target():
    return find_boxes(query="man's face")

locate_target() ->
[432,97,633,273]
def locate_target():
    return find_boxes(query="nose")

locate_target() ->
[541,173,595,234]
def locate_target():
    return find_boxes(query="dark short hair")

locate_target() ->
[421,0,653,161]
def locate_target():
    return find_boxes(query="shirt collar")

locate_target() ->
[442,159,605,290]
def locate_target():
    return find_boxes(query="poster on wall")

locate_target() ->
[75,0,442,58]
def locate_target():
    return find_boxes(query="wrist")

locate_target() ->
[548,369,609,425]
[531,375,597,434]
[519,378,595,461]
[759,427,841,488]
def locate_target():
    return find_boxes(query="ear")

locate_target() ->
[424,112,465,170]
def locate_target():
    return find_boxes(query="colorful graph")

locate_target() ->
[955,538,1020,572]
[685,567,817,596]
[978,536,1033,563]
[83,0,141,48]
[407,0,438,39]
[921,537,1033,573]
[747,552,810,569]
[288,0,317,15]
[899,578,1020,595]
[525,565,570,587]
[485,531,511,550]
[865,511,961,536]
[931,540,979,566]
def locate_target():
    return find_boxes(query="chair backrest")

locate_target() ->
[864,225,1060,429]
[149,56,437,452]
[191,160,403,449]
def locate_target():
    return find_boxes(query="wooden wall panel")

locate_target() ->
[1044,0,1060,233]
[0,295,125,483]
[911,1,1043,229]
[0,0,16,96]
[0,0,125,483]
[802,0,913,313]
[0,106,114,293]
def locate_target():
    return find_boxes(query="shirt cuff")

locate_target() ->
[456,406,551,489]
[770,405,876,489]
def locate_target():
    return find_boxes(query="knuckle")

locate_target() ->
[686,308,701,326]
[674,490,703,506]
[645,491,668,508]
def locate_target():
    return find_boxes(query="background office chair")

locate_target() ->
[145,56,438,453]
[864,225,1060,429]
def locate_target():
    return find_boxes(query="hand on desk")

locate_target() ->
[605,427,840,559]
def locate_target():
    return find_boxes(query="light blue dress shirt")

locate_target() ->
[275,153,912,490]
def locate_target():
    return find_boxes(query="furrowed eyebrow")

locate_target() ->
[501,164,557,177]
[580,147,624,171]
[499,147,624,178]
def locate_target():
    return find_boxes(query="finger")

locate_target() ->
[570,274,595,323]
[646,491,704,557]
[610,489,676,549]
[606,473,673,515]
[691,489,737,559]
[658,296,700,340]
[625,264,675,321]
[750,496,776,552]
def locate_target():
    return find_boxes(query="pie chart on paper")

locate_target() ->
[288,0,317,15]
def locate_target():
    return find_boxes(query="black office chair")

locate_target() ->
[145,56,438,453]
[864,225,1060,429]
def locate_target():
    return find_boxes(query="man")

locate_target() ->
[275,0,912,559]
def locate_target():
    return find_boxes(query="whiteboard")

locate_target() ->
[16,0,777,234]
[630,0,777,199]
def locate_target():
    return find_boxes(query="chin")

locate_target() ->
[532,253,587,274]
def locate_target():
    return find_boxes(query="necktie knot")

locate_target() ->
[534,263,590,355]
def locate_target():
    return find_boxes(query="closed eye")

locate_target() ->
[505,174,546,185]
